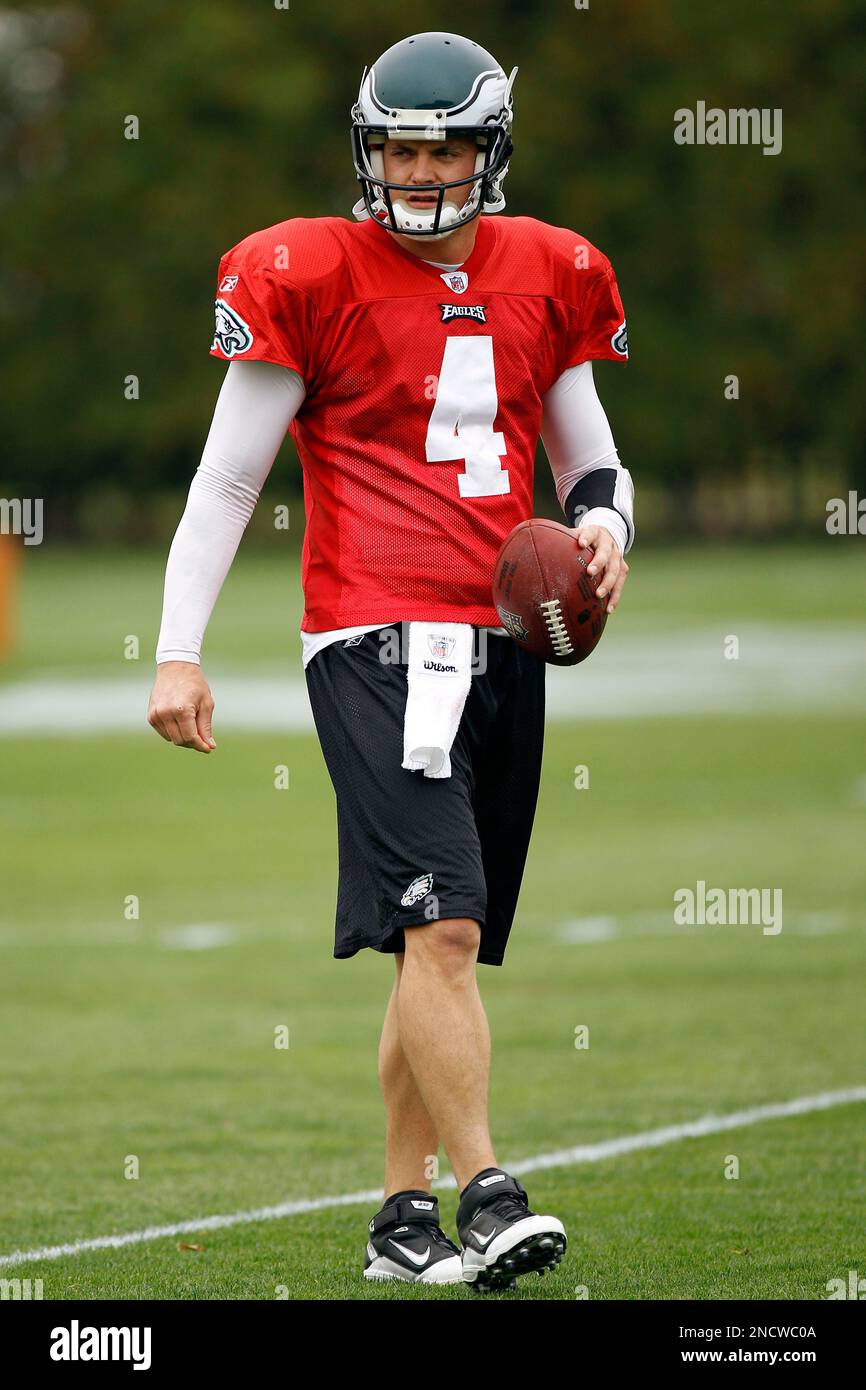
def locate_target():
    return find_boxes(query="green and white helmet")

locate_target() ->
[351,31,517,239]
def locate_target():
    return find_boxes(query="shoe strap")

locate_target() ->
[370,1194,440,1234]
[458,1170,526,1218]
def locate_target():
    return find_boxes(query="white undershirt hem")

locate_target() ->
[299,622,507,669]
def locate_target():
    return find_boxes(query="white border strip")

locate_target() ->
[1,1087,863,1269]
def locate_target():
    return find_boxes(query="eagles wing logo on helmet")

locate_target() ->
[213,299,254,357]
[351,31,517,240]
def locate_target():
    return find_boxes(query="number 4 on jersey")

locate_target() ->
[425,337,510,498]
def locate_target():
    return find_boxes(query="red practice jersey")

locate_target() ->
[209,215,627,631]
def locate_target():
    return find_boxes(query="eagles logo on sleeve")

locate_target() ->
[212,298,254,357]
[611,320,628,357]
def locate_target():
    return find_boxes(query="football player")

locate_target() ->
[148,31,634,1291]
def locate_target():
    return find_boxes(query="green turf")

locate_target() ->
[10,1103,864,1301]
[4,537,865,679]
[1,542,864,1298]
[1,711,864,1298]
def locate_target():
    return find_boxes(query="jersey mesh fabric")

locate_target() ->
[210,214,627,631]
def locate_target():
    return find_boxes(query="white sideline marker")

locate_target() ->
[1,1086,863,1270]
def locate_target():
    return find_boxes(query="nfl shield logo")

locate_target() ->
[428,634,456,661]
[440,270,469,294]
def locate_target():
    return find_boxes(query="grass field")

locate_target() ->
[0,541,864,1299]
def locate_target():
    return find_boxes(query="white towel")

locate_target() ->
[401,622,474,778]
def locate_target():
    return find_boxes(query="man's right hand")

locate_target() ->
[147,661,216,753]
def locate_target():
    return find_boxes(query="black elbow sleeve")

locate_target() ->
[562,468,619,528]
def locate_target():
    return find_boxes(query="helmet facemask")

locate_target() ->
[352,122,512,240]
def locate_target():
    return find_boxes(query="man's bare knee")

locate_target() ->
[405,917,481,978]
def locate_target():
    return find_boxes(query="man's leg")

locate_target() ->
[380,916,565,1290]
[396,917,497,1193]
[367,951,464,1284]
[378,952,440,1198]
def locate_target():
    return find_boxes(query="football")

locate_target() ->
[491,518,608,666]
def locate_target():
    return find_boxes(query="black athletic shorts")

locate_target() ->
[304,623,546,967]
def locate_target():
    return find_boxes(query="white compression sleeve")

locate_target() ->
[540,360,634,554]
[155,361,306,664]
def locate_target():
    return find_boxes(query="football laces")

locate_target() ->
[539,598,573,657]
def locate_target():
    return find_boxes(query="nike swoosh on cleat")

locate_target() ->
[389,1239,431,1267]
[471,1229,497,1246]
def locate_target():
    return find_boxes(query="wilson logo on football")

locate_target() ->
[439,303,487,323]
[213,299,254,357]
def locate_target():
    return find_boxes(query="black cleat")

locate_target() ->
[457,1169,567,1291]
[364,1191,463,1284]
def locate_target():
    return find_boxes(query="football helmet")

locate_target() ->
[351,31,517,239]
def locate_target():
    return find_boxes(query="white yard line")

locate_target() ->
[554,909,856,944]
[1,1086,863,1270]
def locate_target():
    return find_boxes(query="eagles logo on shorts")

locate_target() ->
[212,298,254,357]
[401,873,434,907]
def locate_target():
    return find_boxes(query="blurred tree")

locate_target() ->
[1,0,863,527]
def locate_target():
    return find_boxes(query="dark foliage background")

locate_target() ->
[1,0,862,534]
